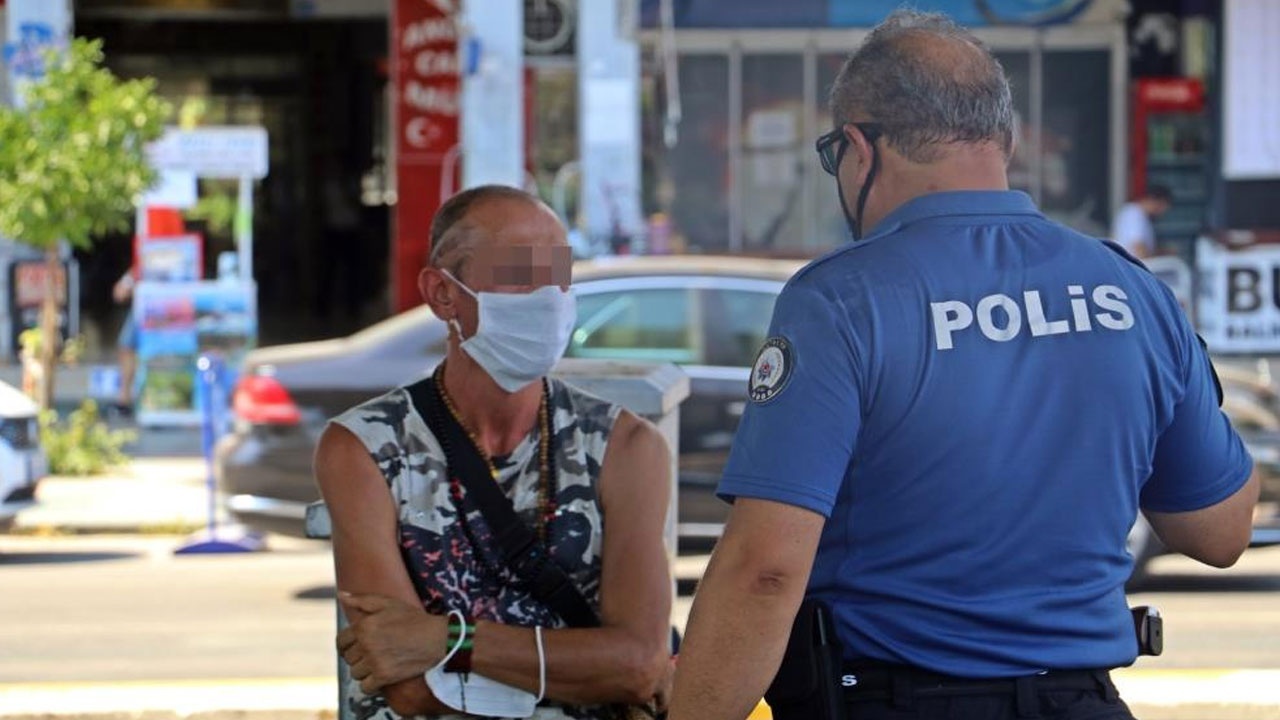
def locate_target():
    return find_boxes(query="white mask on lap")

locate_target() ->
[424,611,542,718]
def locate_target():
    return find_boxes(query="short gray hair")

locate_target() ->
[428,184,543,276]
[830,9,1015,163]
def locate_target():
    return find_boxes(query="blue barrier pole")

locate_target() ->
[202,355,219,535]
[175,354,262,555]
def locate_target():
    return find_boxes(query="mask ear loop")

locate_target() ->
[440,269,476,343]
[534,626,546,704]
[440,609,468,669]
[439,268,479,299]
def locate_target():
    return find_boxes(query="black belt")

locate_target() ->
[842,663,1120,717]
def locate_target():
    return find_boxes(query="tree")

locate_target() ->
[0,37,171,409]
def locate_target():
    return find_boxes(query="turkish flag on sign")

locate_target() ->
[392,0,461,313]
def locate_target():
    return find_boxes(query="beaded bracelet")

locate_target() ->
[444,616,476,674]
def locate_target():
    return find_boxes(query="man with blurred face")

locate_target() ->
[668,10,1256,720]
[314,185,673,720]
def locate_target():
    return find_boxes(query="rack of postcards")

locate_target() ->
[132,127,267,428]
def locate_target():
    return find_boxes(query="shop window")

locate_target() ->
[662,55,730,253]
[1041,50,1111,237]
[738,53,805,253]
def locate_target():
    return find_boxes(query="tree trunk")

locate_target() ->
[38,247,62,411]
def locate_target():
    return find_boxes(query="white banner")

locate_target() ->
[1196,238,1280,353]
[147,126,269,180]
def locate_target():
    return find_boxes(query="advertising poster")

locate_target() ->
[135,233,204,282]
[133,281,256,426]
[7,259,77,361]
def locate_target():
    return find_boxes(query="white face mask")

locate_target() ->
[442,270,577,393]
[424,612,545,718]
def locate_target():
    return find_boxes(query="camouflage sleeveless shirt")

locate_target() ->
[332,375,622,720]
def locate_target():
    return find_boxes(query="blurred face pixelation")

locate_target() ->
[466,245,573,293]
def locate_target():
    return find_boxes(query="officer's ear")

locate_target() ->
[843,125,878,186]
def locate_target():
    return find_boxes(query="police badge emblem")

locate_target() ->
[749,337,794,403]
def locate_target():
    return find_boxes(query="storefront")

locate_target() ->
[67,0,392,348]
[636,0,1130,255]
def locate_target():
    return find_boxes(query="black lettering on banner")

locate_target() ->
[1228,267,1262,313]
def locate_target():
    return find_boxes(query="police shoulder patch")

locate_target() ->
[749,337,794,404]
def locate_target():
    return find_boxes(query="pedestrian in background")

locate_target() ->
[1111,184,1173,259]
[111,267,139,417]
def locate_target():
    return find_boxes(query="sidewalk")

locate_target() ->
[14,419,212,534]
[15,455,214,535]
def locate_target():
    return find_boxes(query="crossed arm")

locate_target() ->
[312,411,673,717]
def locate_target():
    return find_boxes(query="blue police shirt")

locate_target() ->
[718,191,1253,677]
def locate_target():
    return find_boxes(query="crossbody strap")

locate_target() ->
[406,376,601,628]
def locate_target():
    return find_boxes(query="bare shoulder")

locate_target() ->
[313,421,383,493]
[608,410,670,464]
[599,410,671,513]
[315,421,365,467]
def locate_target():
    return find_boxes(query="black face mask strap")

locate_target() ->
[836,133,880,241]
[853,144,880,240]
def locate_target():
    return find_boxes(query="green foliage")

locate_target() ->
[0,37,172,250]
[39,400,137,476]
[185,182,239,237]
[17,327,85,364]
[140,365,196,411]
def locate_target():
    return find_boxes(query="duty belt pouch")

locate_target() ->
[764,599,848,720]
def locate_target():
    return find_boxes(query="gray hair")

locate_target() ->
[830,9,1015,163]
[427,184,545,275]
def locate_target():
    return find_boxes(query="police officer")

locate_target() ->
[668,10,1258,720]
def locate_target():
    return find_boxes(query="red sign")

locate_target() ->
[12,262,67,309]
[392,0,461,313]
[1136,77,1205,112]
[1129,77,1206,199]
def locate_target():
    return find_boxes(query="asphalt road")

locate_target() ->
[2,535,1279,718]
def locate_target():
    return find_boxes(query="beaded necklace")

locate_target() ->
[432,362,558,544]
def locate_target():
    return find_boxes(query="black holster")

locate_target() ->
[765,599,848,720]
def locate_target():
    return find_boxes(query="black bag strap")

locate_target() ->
[405,375,601,628]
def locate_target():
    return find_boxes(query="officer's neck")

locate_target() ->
[440,349,543,459]
[863,143,1010,232]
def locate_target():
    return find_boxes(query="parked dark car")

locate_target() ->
[217,254,1280,583]
[215,256,805,539]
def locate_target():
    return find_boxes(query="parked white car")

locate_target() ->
[0,380,46,532]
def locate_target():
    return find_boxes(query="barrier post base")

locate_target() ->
[174,525,265,554]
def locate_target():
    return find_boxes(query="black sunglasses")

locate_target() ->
[815,123,883,176]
